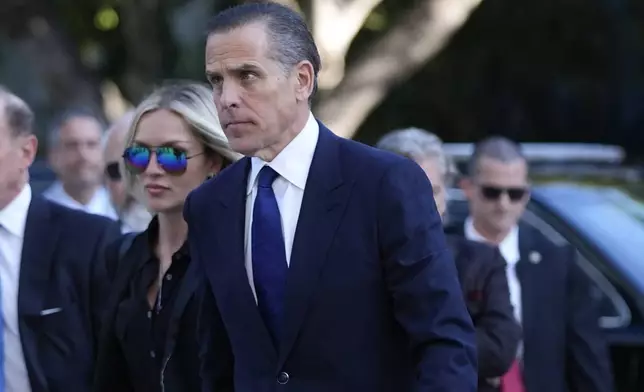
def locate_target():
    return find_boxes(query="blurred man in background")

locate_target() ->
[103,110,152,233]
[44,108,117,220]
[457,136,613,392]
[377,128,521,392]
[0,86,119,391]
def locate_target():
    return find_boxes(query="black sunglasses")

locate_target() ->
[479,185,528,202]
[105,162,121,181]
[122,145,204,175]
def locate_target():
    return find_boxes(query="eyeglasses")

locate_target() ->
[479,185,528,202]
[105,162,121,181]
[122,146,204,175]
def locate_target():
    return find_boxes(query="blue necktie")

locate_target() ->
[252,166,288,346]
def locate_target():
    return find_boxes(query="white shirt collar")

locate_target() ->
[247,112,319,195]
[43,181,117,220]
[0,184,32,238]
[464,216,521,264]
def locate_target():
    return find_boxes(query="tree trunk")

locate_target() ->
[314,0,484,138]
[309,0,383,90]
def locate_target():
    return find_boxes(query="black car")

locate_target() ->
[447,182,644,391]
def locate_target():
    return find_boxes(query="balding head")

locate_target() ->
[467,136,525,178]
[0,86,34,138]
[0,86,38,210]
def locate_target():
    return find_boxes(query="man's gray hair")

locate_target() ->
[467,136,525,177]
[0,85,34,137]
[376,127,458,183]
[206,2,321,103]
[47,107,105,149]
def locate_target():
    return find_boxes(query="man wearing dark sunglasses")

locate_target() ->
[103,111,151,233]
[458,136,613,392]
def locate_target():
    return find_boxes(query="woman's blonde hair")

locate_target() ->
[121,81,242,200]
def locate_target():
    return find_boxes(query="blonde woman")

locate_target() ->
[94,82,241,392]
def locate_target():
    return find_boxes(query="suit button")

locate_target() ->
[277,371,289,384]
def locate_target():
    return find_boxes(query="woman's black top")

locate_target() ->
[94,217,202,392]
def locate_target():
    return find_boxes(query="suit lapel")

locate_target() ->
[18,196,59,391]
[516,226,542,343]
[278,125,351,366]
[205,158,276,360]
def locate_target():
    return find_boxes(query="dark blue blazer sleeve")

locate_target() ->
[565,246,614,392]
[376,158,478,391]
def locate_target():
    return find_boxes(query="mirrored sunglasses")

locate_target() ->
[122,146,204,175]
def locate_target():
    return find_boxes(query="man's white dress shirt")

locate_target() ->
[244,113,319,301]
[43,181,117,221]
[0,185,34,392]
[465,217,522,323]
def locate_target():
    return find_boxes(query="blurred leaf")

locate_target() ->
[94,7,120,31]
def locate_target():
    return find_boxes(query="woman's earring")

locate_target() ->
[206,172,215,180]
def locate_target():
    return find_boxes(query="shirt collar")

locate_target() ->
[45,181,108,207]
[0,184,32,237]
[464,216,520,264]
[247,112,319,195]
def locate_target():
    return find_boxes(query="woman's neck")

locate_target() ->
[156,211,188,260]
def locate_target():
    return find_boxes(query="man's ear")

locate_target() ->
[293,60,315,103]
[21,135,38,168]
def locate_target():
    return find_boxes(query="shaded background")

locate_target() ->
[1,0,643,159]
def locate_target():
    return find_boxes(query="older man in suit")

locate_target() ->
[0,86,120,391]
[185,3,477,392]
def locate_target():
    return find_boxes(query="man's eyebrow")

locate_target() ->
[231,63,262,72]
[206,63,262,77]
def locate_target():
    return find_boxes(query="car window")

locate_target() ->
[447,189,631,329]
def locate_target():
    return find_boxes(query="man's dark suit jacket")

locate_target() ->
[450,223,614,392]
[447,235,521,392]
[184,123,478,392]
[18,195,120,392]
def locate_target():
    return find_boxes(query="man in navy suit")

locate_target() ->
[458,136,613,392]
[184,2,477,391]
[0,86,120,391]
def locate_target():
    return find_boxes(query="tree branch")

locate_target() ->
[314,0,484,138]
[311,0,383,89]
